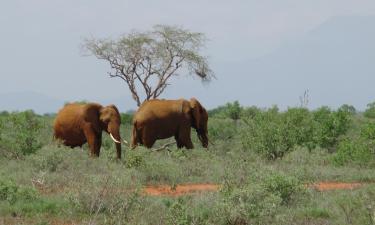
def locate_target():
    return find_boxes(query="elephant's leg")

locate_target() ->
[142,127,156,148]
[83,124,100,157]
[131,127,144,149]
[95,133,102,157]
[143,137,156,148]
[174,134,184,148]
[178,126,194,149]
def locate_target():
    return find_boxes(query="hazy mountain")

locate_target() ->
[229,15,375,109]
[0,91,65,114]
[0,91,135,114]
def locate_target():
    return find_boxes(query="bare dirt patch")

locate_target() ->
[35,181,369,198]
[143,181,368,196]
[307,181,364,191]
[143,184,220,196]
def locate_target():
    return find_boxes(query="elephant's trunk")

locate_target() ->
[108,122,122,159]
[197,129,209,148]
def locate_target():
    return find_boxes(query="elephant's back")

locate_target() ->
[53,104,85,141]
[134,99,185,123]
[54,104,84,125]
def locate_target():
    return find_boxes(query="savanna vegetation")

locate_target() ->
[0,101,375,225]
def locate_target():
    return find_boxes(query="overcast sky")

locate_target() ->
[1,0,375,112]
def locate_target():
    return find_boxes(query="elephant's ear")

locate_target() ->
[83,103,102,130]
[189,98,202,129]
[108,104,120,115]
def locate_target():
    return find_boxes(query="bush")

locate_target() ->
[339,104,356,115]
[332,121,375,167]
[262,173,303,204]
[242,106,287,159]
[242,107,314,159]
[30,147,65,172]
[217,173,304,224]
[121,113,133,124]
[332,138,374,167]
[0,179,37,204]
[312,106,351,150]
[283,107,315,150]
[219,185,282,224]
[0,110,44,158]
[208,118,238,141]
[360,122,375,140]
[208,101,243,120]
[364,101,375,119]
[165,198,193,225]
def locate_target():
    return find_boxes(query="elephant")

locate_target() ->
[53,103,124,159]
[131,98,209,149]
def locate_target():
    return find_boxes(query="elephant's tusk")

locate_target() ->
[123,139,129,145]
[110,133,121,144]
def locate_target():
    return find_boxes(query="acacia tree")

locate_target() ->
[84,25,214,106]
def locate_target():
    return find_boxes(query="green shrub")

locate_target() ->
[166,198,192,225]
[30,147,65,172]
[225,101,242,121]
[208,118,238,141]
[361,122,375,140]
[283,107,315,151]
[0,179,37,204]
[208,101,243,120]
[219,184,282,222]
[242,106,287,159]
[312,106,351,150]
[217,173,304,223]
[364,101,375,119]
[339,104,356,115]
[332,138,374,167]
[262,173,304,204]
[125,151,145,169]
[242,106,313,159]
[121,113,133,124]
[0,110,44,158]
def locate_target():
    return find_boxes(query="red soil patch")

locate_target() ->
[143,184,220,196]
[35,182,368,198]
[143,182,367,197]
[307,182,364,191]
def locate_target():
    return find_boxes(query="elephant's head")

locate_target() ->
[190,98,209,148]
[99,105,122,158]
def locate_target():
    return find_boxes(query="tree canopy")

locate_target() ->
[84,25,214,106]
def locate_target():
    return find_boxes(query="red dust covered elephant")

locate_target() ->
[131,98,209,149]
[53,103,124,159]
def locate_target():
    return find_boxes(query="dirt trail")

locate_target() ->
[143,181,368,196]
[34,181,369,197]
[144,184,219,196]
[307,182,364,191]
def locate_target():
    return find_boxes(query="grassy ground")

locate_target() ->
[0,109,375,225]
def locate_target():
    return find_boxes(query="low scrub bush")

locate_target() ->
[364,101,375,119]
[0,179,37,204]
[332,139,372,167]
[120,113,133,124]
[242,107,314,159]
[30,147,66,172]
[261,173,304,204]
[208,118,238,141]
[312,106,351,150]
[217,173,304,224]
[332,122,375,167]
[0,110,44,158]
[242,106,351,159]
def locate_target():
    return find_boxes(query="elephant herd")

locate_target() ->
[53,98,209,159]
